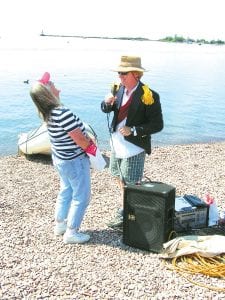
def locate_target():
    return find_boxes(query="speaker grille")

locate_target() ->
[123,182,175,253]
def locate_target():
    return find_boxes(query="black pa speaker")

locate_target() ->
[123,182,175,253]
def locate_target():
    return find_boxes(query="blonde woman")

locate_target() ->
[30,72,96,244]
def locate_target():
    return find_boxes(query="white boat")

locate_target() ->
[18,122,98,156]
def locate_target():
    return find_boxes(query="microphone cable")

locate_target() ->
[106,111,126,186]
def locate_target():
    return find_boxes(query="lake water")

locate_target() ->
[0,36,225,156]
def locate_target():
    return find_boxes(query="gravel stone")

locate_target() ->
[0,142,225,299]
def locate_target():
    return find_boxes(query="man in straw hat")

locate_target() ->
[101,55,163,230]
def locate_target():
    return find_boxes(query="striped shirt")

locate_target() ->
[47,106,86,160]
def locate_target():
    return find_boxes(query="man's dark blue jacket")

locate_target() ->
[101,81,163,155]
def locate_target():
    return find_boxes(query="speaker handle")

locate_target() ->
[142,176,163,184]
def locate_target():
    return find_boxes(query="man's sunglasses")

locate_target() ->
[118,72,129,75]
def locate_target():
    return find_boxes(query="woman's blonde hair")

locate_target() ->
[30,82,60,122]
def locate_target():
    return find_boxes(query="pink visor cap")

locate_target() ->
[38,72,50,84]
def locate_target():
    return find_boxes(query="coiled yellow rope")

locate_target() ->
[165,254,225,292]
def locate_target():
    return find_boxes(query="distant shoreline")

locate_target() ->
[40,33,155,42]
[40,32,225,45]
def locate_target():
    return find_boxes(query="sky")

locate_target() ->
[0,0,225,41]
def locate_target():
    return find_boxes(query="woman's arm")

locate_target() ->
[68,127,97,156]
[68,127,90,150]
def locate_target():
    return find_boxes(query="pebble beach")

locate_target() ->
[1,142,225,299]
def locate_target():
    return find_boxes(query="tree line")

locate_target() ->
[159,34,225,45]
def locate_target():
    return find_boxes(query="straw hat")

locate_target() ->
[113,56,147,72]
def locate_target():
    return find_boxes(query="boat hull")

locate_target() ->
[18,123,98,156]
